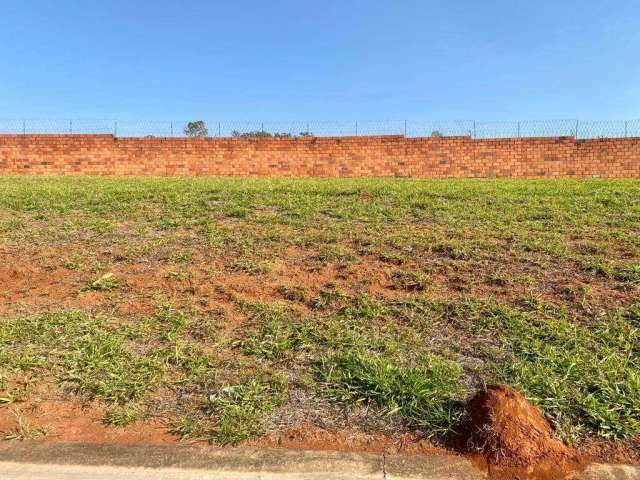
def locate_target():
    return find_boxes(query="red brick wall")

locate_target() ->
[0,134,639,178]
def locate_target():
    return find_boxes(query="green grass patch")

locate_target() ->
[1,177,639,445]
[82,273,122,292]
[407,298,640,440]
[318,349,465,435]
[104,404,144,426]
[207,374,287,445]
[614,263,640,285]
[390,271,429,291]
[237,297,463,435]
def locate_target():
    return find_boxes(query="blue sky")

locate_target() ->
[1,0,638,122]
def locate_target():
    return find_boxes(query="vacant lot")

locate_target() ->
[0,177,638,460]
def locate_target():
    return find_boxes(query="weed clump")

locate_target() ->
[318,350,465,434]
[82,273,122,292]
[207,375,287,445]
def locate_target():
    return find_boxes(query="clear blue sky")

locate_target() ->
[1,0,638,122]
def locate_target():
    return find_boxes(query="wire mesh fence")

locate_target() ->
[1,118,639,140]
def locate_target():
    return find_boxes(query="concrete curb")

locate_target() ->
[574,464,640,480]
[0,443,483,480]
[0,443,637,480]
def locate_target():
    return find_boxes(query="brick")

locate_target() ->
[0,134,638,178]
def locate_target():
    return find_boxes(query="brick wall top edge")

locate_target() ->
[2,134,640,146]
[578,137,640,144]
[473,136,576,143]
[0,134,115,139]
[4,133,639,142]
[110,136,411,145]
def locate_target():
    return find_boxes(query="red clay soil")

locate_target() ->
[1,243,634,319]
[0,399,177,445]
[463,385,584,479]
[247,423,449,456]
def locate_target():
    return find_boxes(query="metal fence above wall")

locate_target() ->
[0,118,639,140]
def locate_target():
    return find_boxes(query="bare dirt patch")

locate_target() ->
[246,423,450,456]
[0,399,176,445]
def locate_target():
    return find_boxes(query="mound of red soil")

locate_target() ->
[464,385,578,468]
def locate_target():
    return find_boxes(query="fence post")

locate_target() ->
[69,120,73,134]
[261,122,264,134]
[170,122,173,137]
[575,120,579,138]
[22,120,26,135]
[625,121,628,138]
[404,120,407,136]
[218,122,221,137]
[473,121,476,139]
[355,121,358,136]
[517,122,521,138]
[114,121,118,137]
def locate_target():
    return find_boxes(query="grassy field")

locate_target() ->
[0,177,638,450]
